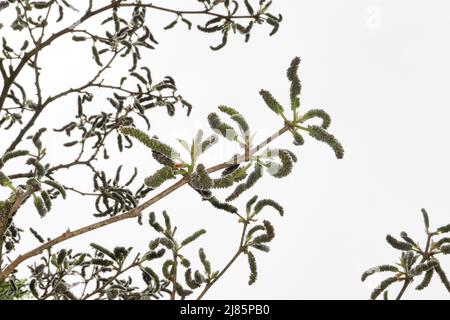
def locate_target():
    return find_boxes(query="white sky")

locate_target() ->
[1,0,450,299]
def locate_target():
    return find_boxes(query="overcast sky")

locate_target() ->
[2,0,450,300]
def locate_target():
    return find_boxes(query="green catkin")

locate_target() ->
[434,264,450,292]
[113,247,128,261]
[33,195,47,217]
[29,279,39,299]
[221,164,240,176]
[386,235,413,251]
[246,195,259,214]
[26,158,46,178]
[1,150,29,164]
[441,245,450,254]
[218,105,250,134]
[286,57,301,110]
[252,244,270,252]
[416,269,434,290]
[371,277,398,300]
[144,166,175,188]
[32,128,46,151]
[437,223,450,234]
[434,237,450,248]
[144,249,166,261]
[199,248,211,275]
[247,251,258,285]
[252,220,275,244]
[43,180,66,199]
[268,150,294,178]
[57,249,67,265]
[421,208,430,229]
[400,232,416,246]
[162,210,171,232]
[92,45,102,66]
[207,196,238,214]
[162,260,175,279]
[185,269,202,289]
[152,151,175,167]
[308,125,344,159]
[181,229,206,247]
[410,260,438,276]
[302,109,331,129]
[361,265,398,281]
[259,89,284,115]
[207,113,238,141]
[29,228,44,243]
[142,267,160,290]
[175,283,193,298]
[247,226,266,240]
[211,175,234,189]
[189,164,213,191]
[194,270,204,284]
[40,190,52,211]
[149,212,164,232]
[26,178,41,192]
[158,237,174,250]
[213,166,248,189]
[226,164,263,202]
[292,130,305,146]
[253,199,284,216]
[180,258,191,268]
[120,126,179,159]
[149,238,160,250]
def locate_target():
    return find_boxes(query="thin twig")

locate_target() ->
[0,124,290,283]
[196,222,249,300]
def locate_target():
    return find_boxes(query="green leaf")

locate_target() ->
[308,125,344,159]
[33,195,47,217]
[361,264,398,281]
[144,166,176,188]
[421,208,430,230]
[416,269,433,291]
[226,164,262,202]
[252,198,284,217]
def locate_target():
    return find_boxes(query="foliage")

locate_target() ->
[0,0,345,300]
[362,209,450,300]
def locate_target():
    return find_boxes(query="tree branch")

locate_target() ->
[196,221,248,300]
[0,124,291,283]
[0,1,257,113]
